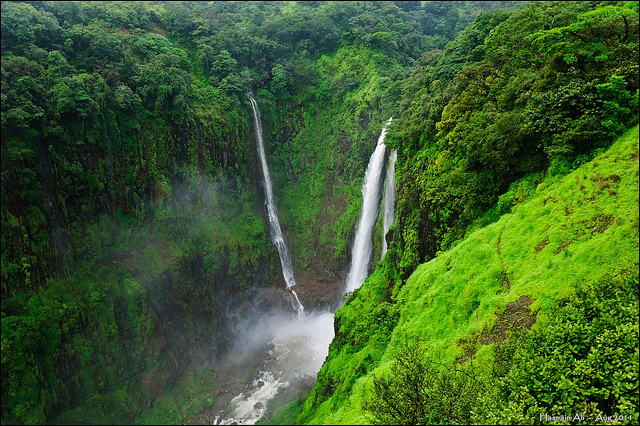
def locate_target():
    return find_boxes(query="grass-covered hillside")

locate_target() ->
[296,125,639,425]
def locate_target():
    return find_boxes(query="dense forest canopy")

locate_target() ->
[1,1,638,424]
[1,0,525,293]
[387,0,639,278]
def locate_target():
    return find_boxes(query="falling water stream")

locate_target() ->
[215,96,319,425]
[216,113,395,424]
[381,149,397,259]
[249,95,303,315]
[345,118,393,293]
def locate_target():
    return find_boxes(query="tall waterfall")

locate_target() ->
[249,96,303,314]
[345,118,392,293]
[381,149,397,259]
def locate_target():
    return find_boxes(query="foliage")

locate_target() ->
[388,0,639,285]
[1,1,638,424]
[479,269,639,424]
[303,126,639,424]
[364,337,486,425]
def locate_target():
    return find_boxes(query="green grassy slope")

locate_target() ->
[299,125,639,424]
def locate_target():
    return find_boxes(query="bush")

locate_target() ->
[364,337,486,425]
[484,269,640,424]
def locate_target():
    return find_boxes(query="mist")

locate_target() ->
[213,308,334,424]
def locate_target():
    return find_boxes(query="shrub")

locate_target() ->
[364,337,486,425]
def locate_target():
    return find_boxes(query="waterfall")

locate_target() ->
[381,149,397,259]
[345,118,392,293]
[249,96,303,314]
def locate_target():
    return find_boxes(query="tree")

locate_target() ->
[527,2,639,65]
[270,63,292,99]
[0,2,63,54]
[364,338,485,425]
[210,49,238,79]
[395,1,421,13]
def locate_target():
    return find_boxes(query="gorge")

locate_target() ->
[217,110,397,425]
[1,1,638,425]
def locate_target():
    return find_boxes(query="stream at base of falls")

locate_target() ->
[215,310,334,425]
[211,115,395,425]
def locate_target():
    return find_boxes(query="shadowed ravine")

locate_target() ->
[215,116,398,425]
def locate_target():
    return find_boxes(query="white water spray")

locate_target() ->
[217,116,394,425]
[381,149,397,259]
[345,118,392,293]
[217,312,334,425]
[249,96,303,314]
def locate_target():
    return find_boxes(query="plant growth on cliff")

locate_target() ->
[2,1,638,424]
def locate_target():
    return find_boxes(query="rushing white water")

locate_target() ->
[381,149,397,259]
[249,96,303,314]
[345,118,392,293]
[217,116,394,425]
[217,312,334,425]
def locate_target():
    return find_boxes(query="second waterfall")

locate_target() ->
[345,118,393,293]
[249,95,303,314]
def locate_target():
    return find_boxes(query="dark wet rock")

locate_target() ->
[292,273,344,311]
[253,402,264,410]
[257,380,265,387]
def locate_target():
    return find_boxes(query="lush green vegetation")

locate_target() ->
[387,0,639,282]
[364,337,486,425]
[301,125,639,425]
[1,168,278,424]
[2,1,638,424]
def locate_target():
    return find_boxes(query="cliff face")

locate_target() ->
[2,1,638,424]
